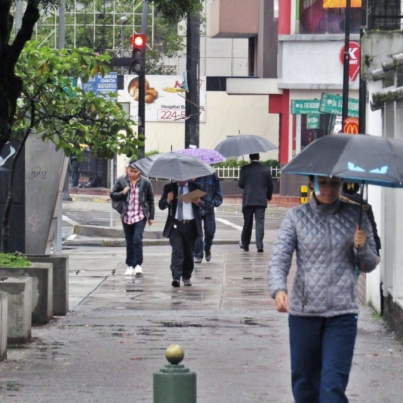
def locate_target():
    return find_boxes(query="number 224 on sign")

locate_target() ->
[157,110,186,121]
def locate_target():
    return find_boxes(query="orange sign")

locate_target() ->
[343,117,359,134]
[323,0,362,7]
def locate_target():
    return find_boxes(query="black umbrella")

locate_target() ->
[282,133,403,188]
[214,134,277,158]
[282,133,403,228]
[132,151,215,181]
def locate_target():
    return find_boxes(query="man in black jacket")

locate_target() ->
[110,160,155,276]
[238,153,273,253]
[159,180,204,287]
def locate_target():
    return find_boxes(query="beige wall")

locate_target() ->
[116,91,279,176]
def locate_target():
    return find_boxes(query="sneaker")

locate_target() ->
[183,278,192,286]
[172,279,180,287]
[125,266,136,276]
[205,251,211,262]
[194,257,202,264]
[134,265,143,275]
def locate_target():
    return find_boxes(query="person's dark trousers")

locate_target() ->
[241,206,266,250]
[71,161,79,186]
[289,314,358,403]
[170,220,197,279]
[122,218,147,267]
[195,211,216,258]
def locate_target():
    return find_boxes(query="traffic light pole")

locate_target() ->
[185,13,200,149]
[341,0,351,128]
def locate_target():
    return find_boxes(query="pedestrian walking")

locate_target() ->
[194,173,223,263]
[238,153,273,252]
[69,154,80,187]
[268,175,379,403]
[159,180,204,287]
[110,160,155,276]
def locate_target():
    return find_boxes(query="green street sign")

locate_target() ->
[319,93,359,118]
[291,99,321,114]
[307,113,320,129]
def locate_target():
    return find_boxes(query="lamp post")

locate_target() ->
[119,16,128,75]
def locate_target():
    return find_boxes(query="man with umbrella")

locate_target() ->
[159,180,205,287]
[238,153,273,252]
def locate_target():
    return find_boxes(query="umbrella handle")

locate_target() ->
[357,181,365,230]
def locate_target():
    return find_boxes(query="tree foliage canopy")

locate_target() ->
[151,0,203,24]
[14,41,139,160]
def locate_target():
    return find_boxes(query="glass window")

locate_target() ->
[300,0,363,34]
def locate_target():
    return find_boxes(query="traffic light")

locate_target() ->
[131,34,146,75]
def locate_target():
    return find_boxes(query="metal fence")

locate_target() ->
[215,166,280,180]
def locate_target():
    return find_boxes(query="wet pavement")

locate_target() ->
[0,197,403,402]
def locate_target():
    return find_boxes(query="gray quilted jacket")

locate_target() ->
[268,197,378,317]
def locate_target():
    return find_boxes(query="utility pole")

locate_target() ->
[358,5,367,134]
[341,0,352,129]
[185,13,200,149]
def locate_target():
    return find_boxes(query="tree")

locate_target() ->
[151,0,203,24]
[1,41,139,252]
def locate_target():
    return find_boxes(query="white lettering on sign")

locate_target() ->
[349,47,359,60]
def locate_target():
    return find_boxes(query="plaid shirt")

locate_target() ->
[123,180,145,224]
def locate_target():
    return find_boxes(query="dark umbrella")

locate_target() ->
[214,134,277,158]
[176,148,225,164]
[132,151,215,181]
[282,133,403,187]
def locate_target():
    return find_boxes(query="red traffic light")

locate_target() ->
[131,34,146,48]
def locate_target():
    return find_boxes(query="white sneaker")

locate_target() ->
[134,265,143,275]
[125,266,136,276]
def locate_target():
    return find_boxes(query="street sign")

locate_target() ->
[339,41,360,81]
[291,100,320,114]
[319,93,359,118]
[307,113,320,129]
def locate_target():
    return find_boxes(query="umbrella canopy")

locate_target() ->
[176,148,225,164]
[132,152,215,181]
[282,133,403,188]
[214,134,277,158]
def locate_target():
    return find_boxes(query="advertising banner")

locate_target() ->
[323,0,361,8]
[119,75,206,123]
[81,72,118,101]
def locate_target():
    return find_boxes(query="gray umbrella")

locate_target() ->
[214,134,277,158]
[132,151,215,181]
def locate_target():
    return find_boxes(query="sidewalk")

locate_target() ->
[0,197,402,402]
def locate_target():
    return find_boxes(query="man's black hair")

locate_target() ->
[249,153,260,161]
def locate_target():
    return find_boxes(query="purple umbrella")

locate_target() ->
[176,148,225,165]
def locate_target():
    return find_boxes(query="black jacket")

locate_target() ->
[158,181,204,238]
[110,175,155,220]
[238,161,273,208]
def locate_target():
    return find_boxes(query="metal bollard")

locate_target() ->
[153,344,196,403]
[300,185,309,203]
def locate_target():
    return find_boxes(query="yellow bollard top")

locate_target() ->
[165,344,184,365]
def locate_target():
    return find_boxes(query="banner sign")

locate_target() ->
[323,0,361,8]
[119,75,207,123]
[319,93,359,117]
[81,72,118,102]
[339,41,360,81]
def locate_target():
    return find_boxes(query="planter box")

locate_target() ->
[27,255,69,316]
[0,263,53,325]
[0,292,7,361]
[0,278,33,344]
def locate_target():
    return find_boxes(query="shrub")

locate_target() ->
[0,252,31,268]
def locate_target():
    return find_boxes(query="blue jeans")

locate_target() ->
[289,314,358,403]
[195,211,216,258]
[122,218,147,267]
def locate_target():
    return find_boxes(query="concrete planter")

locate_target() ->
[0,262,53,324]
[27,255,69,316]
[0,277,33,344]
[0,292,7,361]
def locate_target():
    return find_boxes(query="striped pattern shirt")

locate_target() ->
[123,181,145,224]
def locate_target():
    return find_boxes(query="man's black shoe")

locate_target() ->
[257,249,264,253]
[239,241,249,252]
[183,278,192,286]
[194,257,202,264]
[172,279,180,287]
[205,251,211,262]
